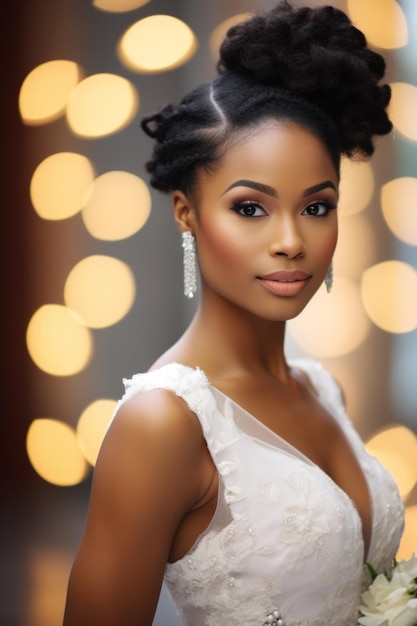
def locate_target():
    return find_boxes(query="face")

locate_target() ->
[179,122,339,322]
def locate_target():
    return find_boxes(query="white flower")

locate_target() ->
[358,554,417,626]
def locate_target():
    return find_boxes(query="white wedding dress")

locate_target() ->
[115,359,404,626]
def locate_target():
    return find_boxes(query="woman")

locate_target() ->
[63,2,404,625]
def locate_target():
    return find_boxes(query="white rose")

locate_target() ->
[391,598,417,626]
[358,555,417,626]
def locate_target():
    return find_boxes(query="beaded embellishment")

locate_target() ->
[264,609,284,625]
[263,609,304,626]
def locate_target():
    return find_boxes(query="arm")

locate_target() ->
[63,388,204,626]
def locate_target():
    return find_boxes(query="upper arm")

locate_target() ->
[63,389,203,626]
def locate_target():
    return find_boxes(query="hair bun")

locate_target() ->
[217,1,392,156]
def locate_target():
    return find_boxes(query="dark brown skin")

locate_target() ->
[63,122,372,626]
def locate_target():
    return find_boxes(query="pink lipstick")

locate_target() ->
[257,270,311,296]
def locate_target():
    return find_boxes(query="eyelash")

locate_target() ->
[301,202,337,217]
[230,200,267,218]
[231,200,337,218]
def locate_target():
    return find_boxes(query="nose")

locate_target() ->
[268,215,305,259]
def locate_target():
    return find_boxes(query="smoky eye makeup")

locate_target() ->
[301,201,337,217]
[230,199,268,217]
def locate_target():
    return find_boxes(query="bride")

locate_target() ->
[63,2,404,624]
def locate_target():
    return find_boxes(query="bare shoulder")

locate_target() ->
[63,388,205,625]
[98,387,205,494]
[108,386,203,446]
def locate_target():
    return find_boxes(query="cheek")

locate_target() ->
[196,217,249,268]
[309,221,338,266]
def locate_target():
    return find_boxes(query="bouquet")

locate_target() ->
[358,554,417,626]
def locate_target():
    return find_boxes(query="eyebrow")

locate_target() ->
[223,179,277,197]
[303,181,338,197]
[223,179,337,199]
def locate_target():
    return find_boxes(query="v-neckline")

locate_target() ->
[206,379,373,564]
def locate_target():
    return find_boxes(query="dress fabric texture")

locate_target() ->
[114,359,404,626]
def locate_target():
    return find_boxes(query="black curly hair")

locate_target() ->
[141,1,392,195]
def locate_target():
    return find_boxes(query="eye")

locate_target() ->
[231,200,267,218]
[301,202,335,217]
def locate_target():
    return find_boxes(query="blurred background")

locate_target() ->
[4,0,417,624]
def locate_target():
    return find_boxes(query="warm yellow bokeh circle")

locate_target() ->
[118,15,197,73]
[66,73,139,138]
[361,261,417,333]
[30,152,95,220]
[93,0,151,11]
[64,255,136,328]
[381,177,417,246]
[366,425,417,500]
[289,277,370,358]
[19,59,82,125]
[338,159,374,216]
[82,171,151,241]
[389,83,417,142]
[397,506,417,561]
[26,305,93,376]
[77,399,117,465]
[27,419,89,486]
[347,0,408,49]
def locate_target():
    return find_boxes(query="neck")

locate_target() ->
[182,287,290,383]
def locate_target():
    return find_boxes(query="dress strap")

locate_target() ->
[111,363,220,436]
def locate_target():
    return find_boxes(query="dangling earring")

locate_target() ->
[325,261,333,293]
[182,231,197,298]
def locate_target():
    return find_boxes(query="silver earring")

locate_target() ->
[325,262,333,293]
[182,231,197,298]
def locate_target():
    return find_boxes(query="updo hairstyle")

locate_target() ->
[141,1,392,195]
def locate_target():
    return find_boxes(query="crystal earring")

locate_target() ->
[325,261,333,293]
[182,231,197,298]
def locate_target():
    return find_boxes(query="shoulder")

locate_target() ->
[106,386,205,468]
[87,385,208,532]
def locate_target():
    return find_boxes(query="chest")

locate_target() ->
[208,378,376,560]
[213,376,335,469]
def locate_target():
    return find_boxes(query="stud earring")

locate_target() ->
[325,261,333,293]
[181,231,197,298]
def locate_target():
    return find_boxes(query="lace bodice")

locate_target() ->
[116,359,404,626]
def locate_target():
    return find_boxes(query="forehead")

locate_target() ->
[197,121,339,196]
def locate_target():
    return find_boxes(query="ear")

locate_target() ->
[172,191,197,233]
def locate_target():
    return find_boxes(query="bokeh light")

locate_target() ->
[361,261,417,333]
[397,505,417,560]
[289,278,371,357]
[26,419,89,486]
[26,305,92,376]
[118,15,197,73]
[27,548,74,626]
[82,171,151,240]
[334,214,376,279]
[366,425,417,500]
[66,73,139,138]
[93,0,151,11]
[76,399,117,465]
[209,13,252,58]
[64,255,136,328]
[338,159,374,216]
[19,60,82,125]
[347,0,408,49]
[30,152,95,220]
[389,83,417,142]
[381,177,417,245]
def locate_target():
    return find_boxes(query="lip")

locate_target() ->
[257,270,311,297]
[259,270,311,281]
